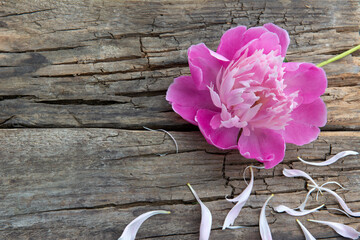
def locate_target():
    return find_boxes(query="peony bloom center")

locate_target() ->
[208,49,298,137]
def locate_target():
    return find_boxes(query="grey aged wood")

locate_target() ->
[0,0,359,239]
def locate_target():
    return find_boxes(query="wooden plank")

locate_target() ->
[0,0,359,130]
[0,129,359,239]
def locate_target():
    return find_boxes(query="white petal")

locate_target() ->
[118,210,170,240]
[298,188,317,211]
[143,127,179,154]
[283,169,320,189]
[296,219,316,240]
[274,204,324,216]
[308,219,360,239]
[223,167,254,229]
[259,194,274,240]
[309,185,360,217]
[187,183,212,240]
[298,150,358,166]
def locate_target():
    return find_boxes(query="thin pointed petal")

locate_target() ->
[118,210,171,240]
[187,183,212,240]
[259,194,274,240]
[298,151,358,166]
[296,219,316,240]
[223,167,254,229]
[274,204,324,216]
[308,219,360,239]
[283,168,320,188]
[309,185,360,217]
[299,188,317,211]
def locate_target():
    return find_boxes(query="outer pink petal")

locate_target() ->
[216,26,247,60]
[188,43,224,90]
[283,62,327,104]
[264,23,290,57]
[290,98,327,127]
[238,128,285,168]
[246,32,281,57]
[195,109,239,150]
[283,121,320,146]
[166,76,218,125]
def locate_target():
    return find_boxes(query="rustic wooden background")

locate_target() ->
[0,0,359,239]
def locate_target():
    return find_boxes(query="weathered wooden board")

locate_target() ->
[0,0,359,239]
[0,129,359,239]
[0,0,359,130]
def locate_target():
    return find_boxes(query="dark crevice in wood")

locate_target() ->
[51,55,143,66]
[0,45,86,54]
[0,8,54,18]
[36,99,128,106]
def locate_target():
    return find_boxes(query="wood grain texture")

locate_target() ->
[0,0,359,239]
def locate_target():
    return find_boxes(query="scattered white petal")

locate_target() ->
[259,194,274,240]
[242,165,264,185]
[298,151,358,166]
[223,167,254,229]
[187,183,212,240]
[143,126,179,154]
[298,187,317,211]
[309,185,360,217]
[274,204,324,216]
[326,208,354,218]
[308,219,360,239]
[226,225,247,229]
[316,181,347,200]
[296,219,316,240]
[118,210,170,240]
[283,169,320,189]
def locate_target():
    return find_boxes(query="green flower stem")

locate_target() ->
[317,44,360,67]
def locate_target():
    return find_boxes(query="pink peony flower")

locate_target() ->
[166,23,327,168]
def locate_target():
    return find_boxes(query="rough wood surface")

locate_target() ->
[0,0,359,239]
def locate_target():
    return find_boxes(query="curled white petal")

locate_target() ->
[308,219,360,239]
[259,194,274,240]
[296,219,316,240]
[299,187,317,211]
[283,169,320,189]
[274,204,324,216]
[298,151,358,166]
[309,185,360,217]
[223,167,254,229]
[143,126,179,154]
[118,210,170,240]
[187,183,212,240]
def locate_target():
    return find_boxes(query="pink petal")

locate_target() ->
[283,62,327,104]
[283,120,320,146]
[246,32,282,57]
[195,109,239,150]
[259,194,274,240]
[298,150,358,166]
[290,98,327,127]
[118,210,170,240]
[216,26,247,60]
[188,43,223,90]
[238,128,285,169]
[166,76,218,125]
[274,204,324,216]
[308,219,360,239]
[263,23,290,58]
[296,219,316,240]
[187,183,212,240]
[223,167,254,229]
